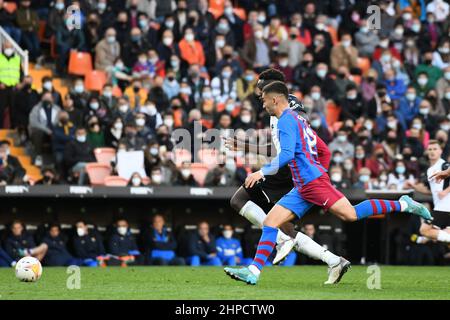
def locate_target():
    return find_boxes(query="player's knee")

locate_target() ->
[340,209,358,222]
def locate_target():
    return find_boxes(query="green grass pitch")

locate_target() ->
[0,266,449,300]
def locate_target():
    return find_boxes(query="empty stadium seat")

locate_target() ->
[85,70,107,91]
[190,163,210,186]
[85,163,112,186]
[173,148,192,167]
[94,147,116,164]
[104,176,128,187]
[326,103,341,127]
[68,51,93,76]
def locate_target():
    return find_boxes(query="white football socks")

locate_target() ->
[294,232,340,267]
[239,200,292,244]
[239,201,266,228]
[437,230,450,243]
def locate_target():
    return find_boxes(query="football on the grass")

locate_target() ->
[15,257,42,282]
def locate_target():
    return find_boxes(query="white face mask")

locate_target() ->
[412,123,422,130]
[90,102,99,110]
[181,169,191,178]
[337,135,347,143]
[387,121,397,129]
[152,174,162,184]
[119,105,129,113]
[180,87,191,95]
[117,226,127,236]
[185,33,194,42]
[241,115,251,124]
[316,69,327,78]
[163,37,173,46]
[406,93,416,101]
[360,175,370,183]
[311,92,321,100]
[419,108,429,115]
[445,92,450,100]
[203,92,212,100]
[440,124,450,131]
[364,122,373,131]
[4,48,14,56]
[136,118,146,127]
[331,173,342,182]
[417,78,428,86]
[75,84,84,93]
[215,39,226,48]
[76,135,86,143]
[164,119,174,127]
[310,119,321,128]
[114,122,123,130]
[341,40,351,48]
[43,81,53,91]
[344,163,353,171]
[150,147,159,156]
[333,156,343,163]
[445,72,450,81]
[132,177,141,186]
[77,227,85,237]
[223,230,233,239]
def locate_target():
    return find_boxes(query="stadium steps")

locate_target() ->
[1,129,43,182]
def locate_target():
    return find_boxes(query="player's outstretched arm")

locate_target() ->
[223,136,273,157]
[430,168,450,183]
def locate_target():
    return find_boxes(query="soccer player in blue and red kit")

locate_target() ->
[224,81,433,285]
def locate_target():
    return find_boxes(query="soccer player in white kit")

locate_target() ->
[407,140,450,243]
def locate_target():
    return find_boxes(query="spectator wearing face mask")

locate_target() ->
[329,129,354,160]
[72,220,106,267]
[29,92,61,164]
[149,167,168,186]
[108,218,142,266]
[86,119,105,149]
[354,145,379,178]
[174,162,198,186]
[414,52,444,90]
[128,172,145,187]
[278,26,306,68]
[95,27,120,72]
[398,86,422,126]
[211,64,237,104]
[122,27,151,68]
[52,110,75,172]
[55,10,85,75]
[100,84,118,111]
[84,96,111,127]
[241,23,271,71]
[342,158,358,184]
[105,117,124,149]
[274,53,293,83]
[40,76,62,108]
[418,100,440,136]
[329,165,352,189]
[0,41,21,129]
[34,167,59,185]
[162,70,180,100]
[330,33,358,71]
[216,224,245,266]
[64,127,96,185]
[113,97,134,124]
[384,68,406,102]
[353,167,375,190]
[157,29,180,64]
[233,108,255,131]
[178,27,205,66]
[302,63,337,101]
[309,112,331,144]
[436,66,450,102]
[142,214,185,266]
[354,19,380,57]
[70,78,90,110]
[414,71,435,98]
[236,70,257,102]
[0,140,26,185]
[387,159,416,190]
[372,36,402,63]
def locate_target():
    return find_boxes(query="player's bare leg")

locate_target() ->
[419,223,450,243]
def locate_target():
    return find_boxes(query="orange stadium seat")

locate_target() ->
[86,163,111,186]
[326,103,341,127]
[190,163,210,186]
[85,70,107,91]
[68,51,93,76]
[4,2,17,13]
[358,57,371,75]
[94,148,116,164]
[104,176,128,186]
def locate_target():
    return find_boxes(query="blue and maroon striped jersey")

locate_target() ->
[261,108,326,188]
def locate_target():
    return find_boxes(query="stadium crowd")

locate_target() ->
[0,0,448,188]
[0,1,450,266]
